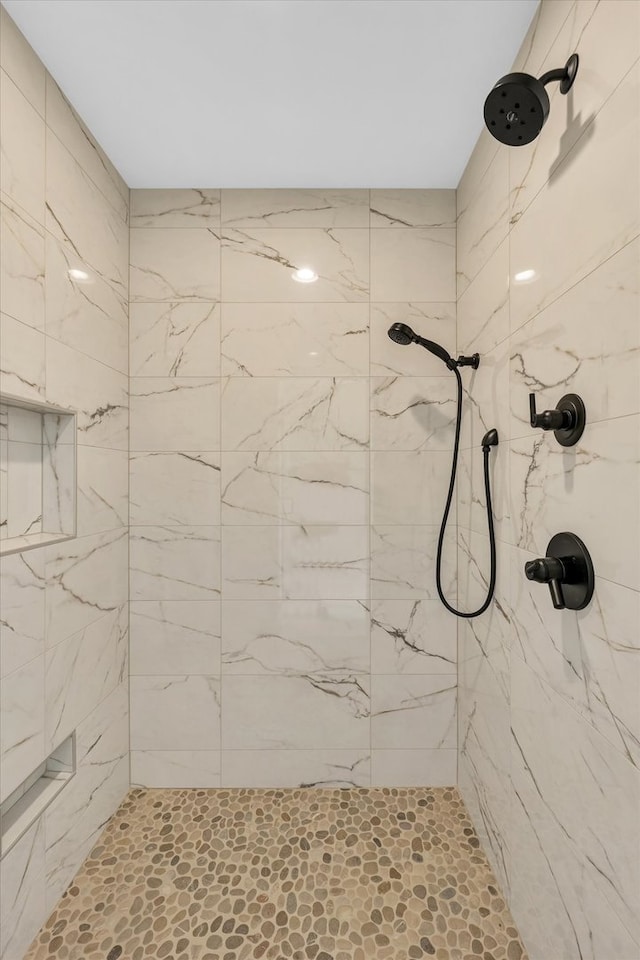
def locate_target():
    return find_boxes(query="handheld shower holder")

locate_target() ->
[456,353,480,369]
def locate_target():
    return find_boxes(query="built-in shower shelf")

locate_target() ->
[0,733,76,858]
[0,393,77,557]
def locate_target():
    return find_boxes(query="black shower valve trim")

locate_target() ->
[524,532,594,611]
[528,392,586,446]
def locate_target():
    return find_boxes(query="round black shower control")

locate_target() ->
[529,392,586,446]
[524,532,594,611]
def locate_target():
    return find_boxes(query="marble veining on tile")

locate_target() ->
[221,228,369,302]
[221,303,369,378]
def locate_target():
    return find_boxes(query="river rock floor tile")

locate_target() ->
[25,787,527,960]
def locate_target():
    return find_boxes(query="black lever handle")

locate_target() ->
[528,392,587,447]
[525,556,567,609]
[529,393,567,431]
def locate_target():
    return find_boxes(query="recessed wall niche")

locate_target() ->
[0,394,77,556]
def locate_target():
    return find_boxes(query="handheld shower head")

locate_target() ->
[387,323,454,368]
[387,322,417,346]
[484,53,579,146]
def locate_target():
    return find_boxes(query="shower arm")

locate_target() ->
[539,54,579,94]
[539,67,567,86]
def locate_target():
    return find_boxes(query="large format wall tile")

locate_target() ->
[45,605,128,752]
[131,188,220,227]
[509,0,640,224]
[0,199,45,331]
[0,69,45,224]
[130,450,220,526]
[457,150,508,296]
[45,76,128,221]
[370,599,456,675]
[370,525,455,601]
[222,525,368,600]
[509,543,640,769]
[458,563,512,899]
[130,378,220,451]
[46,339,128,450]
[509,759,640,960]
[221,302,369,377]
[370,377,457,451]
[77,446,128,536]
[370,229,456,301]
[130,675,221,751]
[221,599,369,675]
[457,445,511,548]
[45,528,129,648]
[46,130,128,300]
[0,312,45,402]
[457,239,509,356]
[221,189,369,229]
[0,13,130,955]
[44,685,129,911]
[456,3,640,956]
[221,377,368,451]
[130,600,221,676]
[371,674,457,750]
[0,550,45,678]
[371,450,453,524]
[510,238,640,431]
[370,190,455,229]
[127,185,457,793]
[130,525,221,601]
[511,656,640,948]
[509,416,640,591]
[510,63,639,330]
[0,820,46,960]
[371,749,456,787]
[221,675,370,750]
[0,654,45,802]
[221,451,368,525]
[221,749,370,788]
[131,750,221,788]
[45,234,128,375]
[221,228,369,302]
[130,302,220,377]
[130,228,220,301]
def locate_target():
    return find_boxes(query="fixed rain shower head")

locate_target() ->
[387,323,455,368]
[484,53,579,146]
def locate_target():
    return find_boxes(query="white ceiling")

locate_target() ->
[3,0,538,188]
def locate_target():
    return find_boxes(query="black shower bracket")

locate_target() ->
[455,353,480,369]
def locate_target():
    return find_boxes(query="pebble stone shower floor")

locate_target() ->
[25,787,528,960]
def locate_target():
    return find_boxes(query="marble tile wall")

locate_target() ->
[455,2,640,958]
[129,186,459,789]
[0,8,129,959]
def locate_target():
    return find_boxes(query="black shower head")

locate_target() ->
[387,322,417,346]
[484,53,578,146]
[387,323,454,368]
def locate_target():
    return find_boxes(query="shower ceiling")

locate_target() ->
[2,0,538,188]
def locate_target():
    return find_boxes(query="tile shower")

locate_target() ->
[0,1,639,959]
[128,185,459,791]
